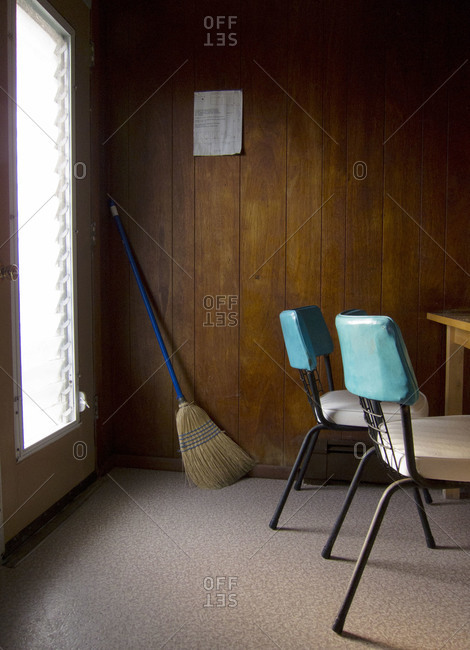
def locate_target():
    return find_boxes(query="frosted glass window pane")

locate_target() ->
[16,0,76,449]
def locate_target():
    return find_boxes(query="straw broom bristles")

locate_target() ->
[176,401,255,489]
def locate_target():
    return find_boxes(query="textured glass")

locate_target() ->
[16,0,76,449]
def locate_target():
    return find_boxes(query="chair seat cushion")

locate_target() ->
[320,390,429,426]
[385,416,470,482]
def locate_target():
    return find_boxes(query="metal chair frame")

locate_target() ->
[270,358,366,530]
[332,315,469,635]
[271,306,431,535]
[321,396,433,559]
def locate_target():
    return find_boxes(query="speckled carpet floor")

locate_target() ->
[0,469,469,649]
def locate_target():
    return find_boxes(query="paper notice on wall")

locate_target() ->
[193,90,243,156]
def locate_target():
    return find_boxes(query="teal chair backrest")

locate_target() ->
[335,313,419,405]
[280,306,334,371]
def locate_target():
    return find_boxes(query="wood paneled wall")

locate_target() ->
[95,0,470,474]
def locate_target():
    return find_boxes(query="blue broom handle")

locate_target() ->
[110,201,185,402]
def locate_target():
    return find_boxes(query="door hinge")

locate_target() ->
[90,40,95,68]
[0,264,19,281]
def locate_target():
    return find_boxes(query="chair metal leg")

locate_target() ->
[294,433,318,490]
[413,487,436,549]
[322,446,376,559]
[332,478,413,635]
[422,488,432,505]
[269,425,322,530]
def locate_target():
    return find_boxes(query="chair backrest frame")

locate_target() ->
[335,313,426,485]
[280,305,367,431]
[280,306,335,374]
[298,366,335,428]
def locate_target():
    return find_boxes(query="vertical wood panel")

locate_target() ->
[194,0,241,439]
[383,1,423,363]
[346,0,384,316]
[172,10,195,457]
[283,0,324,465]
[122,1,180,457]
[446,6,470,309]
[194,157,240,436]
[417,0,449,414]
[239,0,288,464]
[446,3,470,413]
[321,0,349,390]
[100,0,132,453]
[126,85,174,456]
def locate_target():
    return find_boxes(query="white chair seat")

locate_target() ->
[321,389,429,426]
[384,416,470,482]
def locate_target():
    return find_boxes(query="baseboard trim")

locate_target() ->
[111,454,184,472]
[109,454,293,480]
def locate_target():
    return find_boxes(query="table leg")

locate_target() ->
[445,326,465,416]
[443,326,468,499]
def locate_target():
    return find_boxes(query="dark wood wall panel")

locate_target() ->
[97,0,470,473]
[446,7,470,309]
[286,0,323,310]
[126,83,174,456]
[284,0,324,465]
[239,0,288,465]
[345,0,384,316]
[124,4,176,458]
[383,0,423,365]
[445,2,470,412]
[321,0,349,388]
[195,156,241,437]
[100,0,131,461]
[417,0,449,414]
[194,0,241,441]
[172,55,195,459]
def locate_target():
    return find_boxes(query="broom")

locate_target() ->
[109,200,255,488]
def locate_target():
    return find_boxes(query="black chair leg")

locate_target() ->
[269,425,322,530]
[422,488,433,504]
[332,478,413,635]
[322,446,376,559]
[413,487,436,549]
[294,433,318,490]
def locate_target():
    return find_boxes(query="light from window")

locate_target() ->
[15,0,77,451]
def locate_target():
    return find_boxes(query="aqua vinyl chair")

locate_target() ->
[270,306,429,530]
[332,313,470,635]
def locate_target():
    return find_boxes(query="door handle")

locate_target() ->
[0,264,19,281]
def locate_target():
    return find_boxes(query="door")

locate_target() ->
[0,0,95,550]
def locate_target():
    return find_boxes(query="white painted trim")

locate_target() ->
[4,0,17,557]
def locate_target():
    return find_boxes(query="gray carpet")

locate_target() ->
[0,469,469,649]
